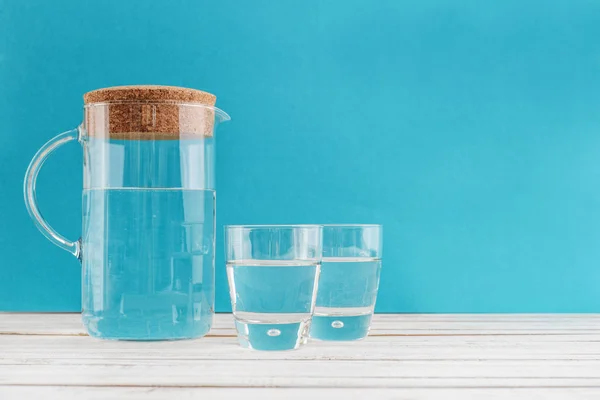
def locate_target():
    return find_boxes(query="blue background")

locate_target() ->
[1,0,600,312]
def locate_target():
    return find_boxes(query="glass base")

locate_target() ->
[234,314,311,351]
[310,313,372,341]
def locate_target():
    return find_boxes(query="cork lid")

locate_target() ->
[84,85,216,106]
[83,85,221,140]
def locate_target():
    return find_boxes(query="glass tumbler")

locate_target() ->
[310,224,382,341]
[24,85,230,340]
[225,225,322,351]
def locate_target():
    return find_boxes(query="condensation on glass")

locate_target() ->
[24,86,230,340]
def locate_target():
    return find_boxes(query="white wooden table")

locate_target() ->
[1,314,600,399]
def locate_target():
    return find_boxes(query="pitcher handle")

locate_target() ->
[24,127,81,258]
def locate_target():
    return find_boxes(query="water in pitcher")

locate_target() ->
[81,188,215,340]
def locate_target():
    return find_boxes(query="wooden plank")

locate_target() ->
[3,335,600,361]
[3,313,600,336]
[2,386,600,400]
[2,373,600,389]
[2,361,600,387]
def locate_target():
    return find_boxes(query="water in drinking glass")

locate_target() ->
[310,257,381,340]
[227,260,320,350]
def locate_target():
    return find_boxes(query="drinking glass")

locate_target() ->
[225,225,322,350]
[310,224,382,341]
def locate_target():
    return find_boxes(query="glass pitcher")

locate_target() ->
[23,85,230,340]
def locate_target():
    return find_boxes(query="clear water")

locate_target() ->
[227,261,320,350]
[81,188,215,340]
[310,258,381,341]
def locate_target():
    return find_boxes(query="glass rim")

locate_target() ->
[321,224,381,227]
[225,224,322,229]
